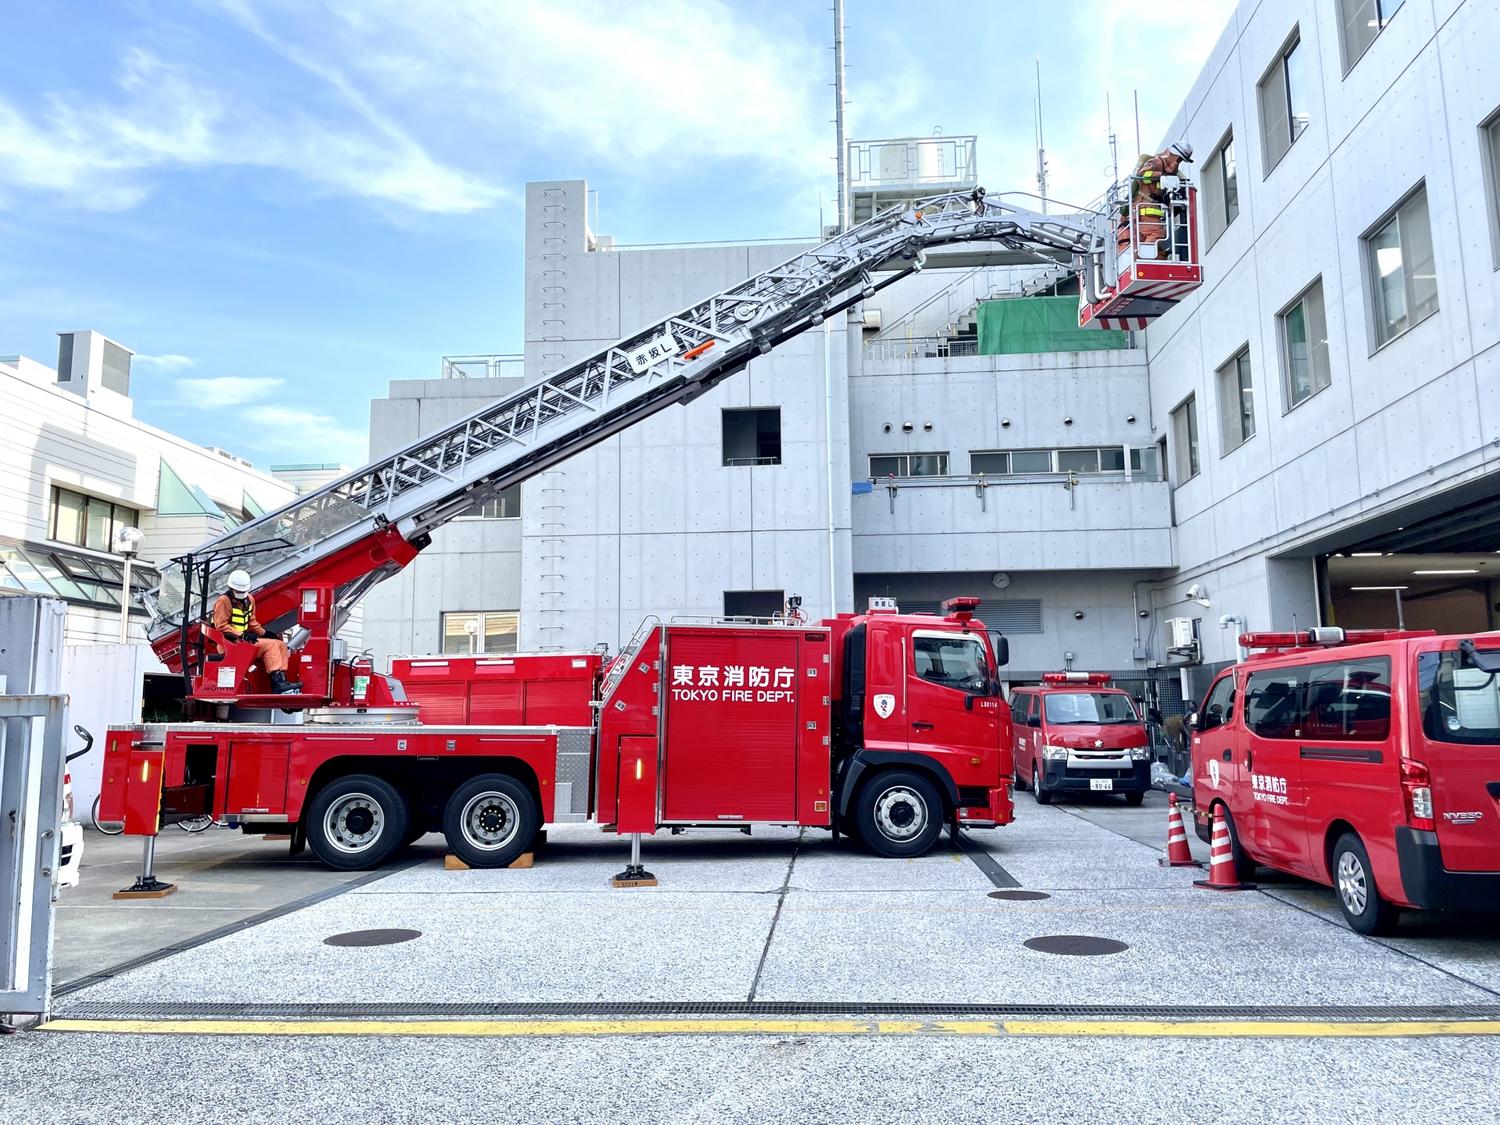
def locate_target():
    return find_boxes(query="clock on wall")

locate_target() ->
[991,572,1011,590]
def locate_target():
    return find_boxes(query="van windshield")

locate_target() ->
[1419,651,1500,745]
[1043,692,1139,725]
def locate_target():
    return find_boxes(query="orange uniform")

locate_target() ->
[211,592,289,674]
[1117,149,1189,255]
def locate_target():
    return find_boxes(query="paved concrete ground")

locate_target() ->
[10,789,1497,1122]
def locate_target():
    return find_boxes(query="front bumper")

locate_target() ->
[1394,828,1500,912]
[58,820,84,889]
[957,784,1014,828]
[1038,760,1150,794]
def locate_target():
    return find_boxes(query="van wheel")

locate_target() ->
[855,770,943,858]
[1332,833,1400,936]
[1033,759,1053,804]
[306,775,409,871]
[1124,791,1145,807]
[443,774,539,869]
[1216,803,1258,882]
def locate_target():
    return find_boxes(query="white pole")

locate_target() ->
[824,317,838,617]
[833,0,849,233]
[119,555,132,643]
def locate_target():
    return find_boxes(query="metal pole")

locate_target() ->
[824,318,838,617]
[629,832,641,869]
[1395,589,1405,630]
[1035,56,1048,213]
[833,0,849,233]
[1133,89,1142,157]
[118,555,132,643]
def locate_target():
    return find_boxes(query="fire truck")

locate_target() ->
[99,179,1201,886]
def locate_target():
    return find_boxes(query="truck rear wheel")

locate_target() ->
[442,774,539,869]
[855,769,943,858]
[306,774,409,871]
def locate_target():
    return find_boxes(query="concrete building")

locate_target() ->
[366,0,1500,709]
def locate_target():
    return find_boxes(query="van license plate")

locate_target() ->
[1089,778,1114,791]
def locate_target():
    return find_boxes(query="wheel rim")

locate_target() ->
[461,790,521,851]
[323,793,384,855]
[1336,850,1368,916]
[873,785,928,842]
[1033,761,1045,800]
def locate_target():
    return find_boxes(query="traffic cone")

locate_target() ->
[1157,793,1202,868]
[1193,805,1256,891]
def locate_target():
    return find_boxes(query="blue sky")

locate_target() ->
[0,0,1234,470]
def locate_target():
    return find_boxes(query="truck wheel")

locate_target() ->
[855,769,943,858]
[1033,759,1053,804]
[443,774,539,869]
[306,774,409,871]
[1332,833,1400,937]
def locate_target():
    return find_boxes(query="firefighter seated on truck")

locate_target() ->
[1116,143,1193,259]
[212,568,298,694]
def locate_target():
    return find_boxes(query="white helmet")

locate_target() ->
[226,569,252,595]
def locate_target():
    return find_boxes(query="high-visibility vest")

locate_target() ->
[229,598,253,634]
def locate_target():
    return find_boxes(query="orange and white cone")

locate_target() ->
[1157,792,1202,868]
[1193,805,1256,891]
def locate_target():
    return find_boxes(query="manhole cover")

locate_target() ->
[989,890,1051,901]
[1023,934,1129,956]
[323,928,422,948]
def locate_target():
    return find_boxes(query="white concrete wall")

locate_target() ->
[61,642,166,809]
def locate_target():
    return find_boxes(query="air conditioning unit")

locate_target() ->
[1165,616,1201,666]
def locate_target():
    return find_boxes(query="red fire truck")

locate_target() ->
[97,182,1200,891]
[102,598,1011,875]
[1190,627,1500,935]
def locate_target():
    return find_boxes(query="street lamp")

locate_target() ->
[113,526,144,644]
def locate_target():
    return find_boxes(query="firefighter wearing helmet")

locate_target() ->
[1117,142,1193,257]
[212,568,298,694]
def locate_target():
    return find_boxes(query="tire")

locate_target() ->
[1014,765,1029,793]
[1124,791,1146,807]
[1033,759,1053,805]
[1216,803,1258,882]
[1332,832,1400,937]
[90,794,125,836]
[442,774,540,869]
[306,774,409,871]
[854,769,944,858]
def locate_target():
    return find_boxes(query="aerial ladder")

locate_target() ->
[145,182,1200,714]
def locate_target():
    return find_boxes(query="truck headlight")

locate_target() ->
[1042,745,1069,761]
[1130,746,1150,760]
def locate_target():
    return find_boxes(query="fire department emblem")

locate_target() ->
[873,694,896,719]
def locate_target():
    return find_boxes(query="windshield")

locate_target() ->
[1043,692,1139,725]
[1419,651,1500,745]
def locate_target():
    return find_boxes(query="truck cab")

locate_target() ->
[1010,673,1151,805]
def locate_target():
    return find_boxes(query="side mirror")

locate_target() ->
[992,636,1010,667]
[1027,714,1042,728]
[1186,712,1199,731]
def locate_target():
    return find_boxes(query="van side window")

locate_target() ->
[1244,670,1303,739]
[1013,693,1033,721]
[1198,675,1236,731]
[1304,658,1391,741]
[1419,651,1500,744]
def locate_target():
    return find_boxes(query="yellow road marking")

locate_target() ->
[1004,1020,1500,1039]
[36,1016,1500,1039]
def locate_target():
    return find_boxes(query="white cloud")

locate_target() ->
[176,375,285,407]
[243,404,368,467]
[134,353,196,372]
[0,47,506,214]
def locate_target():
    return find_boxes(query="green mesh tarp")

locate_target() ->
[976,295,1128,355]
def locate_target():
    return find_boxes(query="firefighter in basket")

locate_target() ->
[1116,143,1193,258]
[212,568,299,694]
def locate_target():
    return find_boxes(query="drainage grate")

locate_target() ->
[1024,935,1129,956]
[52,1000,1500,1022]
[323,928,422,948]
[989,890,1051,902]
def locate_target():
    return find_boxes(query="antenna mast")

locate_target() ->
[1034,56,1048,214]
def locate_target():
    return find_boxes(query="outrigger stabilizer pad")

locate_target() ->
[610,863,658,889]
[113,875,177,900]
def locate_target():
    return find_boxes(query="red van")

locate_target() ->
[1011,673,1152,805]
[1190,628,1500,935]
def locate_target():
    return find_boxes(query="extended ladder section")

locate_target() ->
[145,184,1198,688]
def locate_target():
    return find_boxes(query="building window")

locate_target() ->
[1339,0,1405,73]
[1279,280,1332,409]
[722,408,782,466]
[0,538,158,613]
[1216,348,1256,452]
[1258,29,1310,174]
[1364,185,1438,347]
[969,448,1143,476]
[1202,131,1239,245]
[49,487,139,552]
[1484,110,1500,268]
[1171,395,1200,482]
[1056,449,1100,474]
[1130,445,1161,480]
[467,483,522,519]
[724,589,785,619]
[441,610,519,654]
[869,452,948,478]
